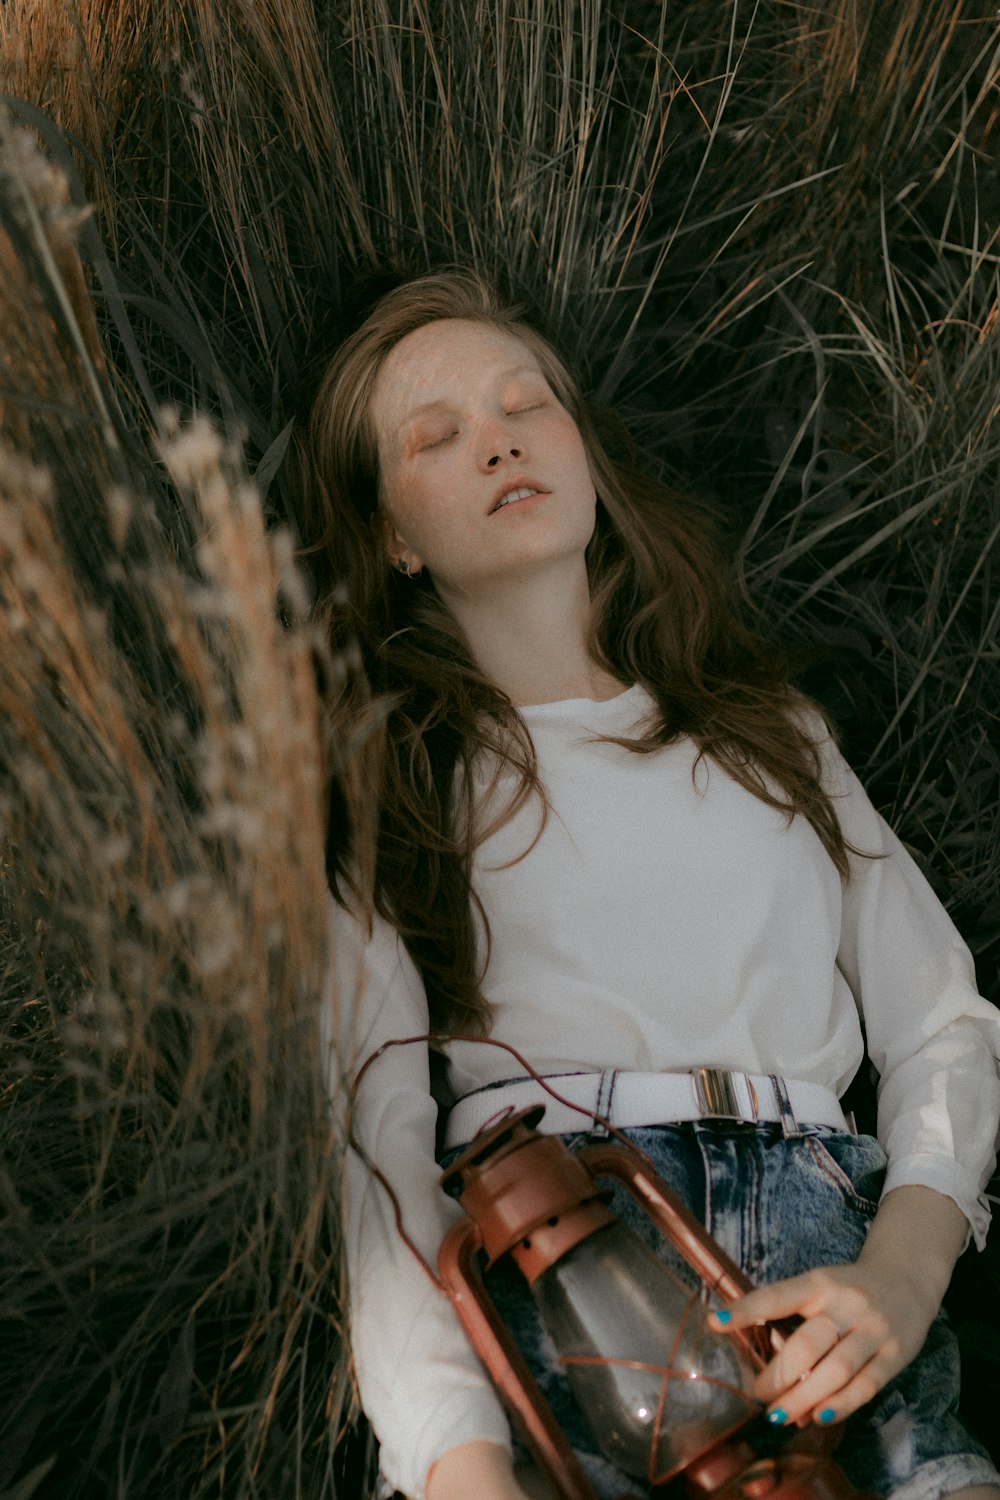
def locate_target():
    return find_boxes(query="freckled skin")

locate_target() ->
[371,319,598,600]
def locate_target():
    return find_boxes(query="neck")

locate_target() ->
[436,557,626,707]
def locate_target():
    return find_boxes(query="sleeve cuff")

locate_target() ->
[881,1152,993,1252]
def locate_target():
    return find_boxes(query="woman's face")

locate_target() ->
[369,318,598,597]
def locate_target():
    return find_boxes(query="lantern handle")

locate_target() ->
[438,1218,615,1500]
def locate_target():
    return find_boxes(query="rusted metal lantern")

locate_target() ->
[439,1106,867,1500]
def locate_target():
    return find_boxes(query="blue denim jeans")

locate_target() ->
[443,1121,999,1500]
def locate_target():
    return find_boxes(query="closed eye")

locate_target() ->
[507,401,545,416]
[417,431,457,451]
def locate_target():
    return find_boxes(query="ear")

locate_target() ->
[376,509,425,576]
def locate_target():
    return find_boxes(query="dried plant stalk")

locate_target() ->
[0,116,348,1500]
[1,2,998,1495]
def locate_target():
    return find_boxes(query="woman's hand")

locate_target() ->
[709,1185,969,1428]
[712,1254,939,1428]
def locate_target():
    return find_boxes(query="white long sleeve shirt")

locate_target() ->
[322,685,1000,1500]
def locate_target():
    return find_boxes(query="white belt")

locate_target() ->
[442,1068,849,1152]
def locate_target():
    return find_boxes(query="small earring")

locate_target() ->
[396,559,409,575]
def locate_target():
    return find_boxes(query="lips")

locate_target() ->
[488,478,549,514]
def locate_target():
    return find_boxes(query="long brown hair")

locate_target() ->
[293,269,850,1033]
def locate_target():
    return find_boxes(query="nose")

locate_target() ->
[486,445,522,469]
[478,414,523,471]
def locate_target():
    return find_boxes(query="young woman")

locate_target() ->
[298,270,1000,1500]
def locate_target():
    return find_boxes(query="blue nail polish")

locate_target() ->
[767,1409,787,1426]
[714,1309,732,1325]
[818,1408,836,1425]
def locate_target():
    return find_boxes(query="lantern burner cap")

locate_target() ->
[442,1104,547,1195]
[440,1106,615,1276]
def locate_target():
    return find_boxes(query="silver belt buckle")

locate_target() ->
[693,1067,759,1123]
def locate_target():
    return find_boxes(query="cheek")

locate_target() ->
[552,411,592,470]
[375,448,424,531]
[378,466,457,556]
[383,472,428,533]
[372,442,399,515]
[374,477,420,556]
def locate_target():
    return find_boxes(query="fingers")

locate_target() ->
[751,1313,845,1404]
[756,1327,885,1427]
[709,1265,916,1428]
[772,1333,896,1427]
[711,1272,818,1330]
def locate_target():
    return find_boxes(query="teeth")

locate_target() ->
[495,487,538,510]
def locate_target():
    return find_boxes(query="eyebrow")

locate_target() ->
[397,363,544,434]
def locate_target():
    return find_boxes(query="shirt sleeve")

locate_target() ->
[320,891,511,1500]
[813,721,1000,1249]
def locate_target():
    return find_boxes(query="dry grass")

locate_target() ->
[0,115,345,1499]
[1,1,998,1494]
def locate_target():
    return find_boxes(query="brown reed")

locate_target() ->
[1,2,998,1494]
